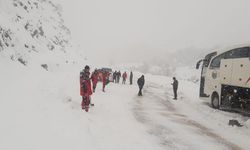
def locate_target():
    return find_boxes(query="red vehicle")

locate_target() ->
[97,68,113,82]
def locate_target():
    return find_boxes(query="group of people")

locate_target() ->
[112,70,144,96]
[136,76,178,99]
[112,71,121,83]
[135,75,178,99]
[112,71,133,85]
[80,65,179,112]
[80,65,110,112]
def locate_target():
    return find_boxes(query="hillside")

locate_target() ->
[0,0,81,70]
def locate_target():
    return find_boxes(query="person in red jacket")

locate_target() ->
[91,69,98,93]
[102,70,108,92]
[122,71,127,84]
[80,65,93,112]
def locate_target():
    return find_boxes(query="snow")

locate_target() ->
[1,0,250,149]
[1,58,250,150]
[0,58,160,150]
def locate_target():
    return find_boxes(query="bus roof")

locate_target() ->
[210,43,250,56]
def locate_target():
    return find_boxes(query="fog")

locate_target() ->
[56,0,250,65]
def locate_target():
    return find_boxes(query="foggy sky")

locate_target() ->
[56,0,250,64]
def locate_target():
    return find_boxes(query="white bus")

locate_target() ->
[196,45,250,114]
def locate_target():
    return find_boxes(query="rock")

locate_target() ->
[228,119,243,127]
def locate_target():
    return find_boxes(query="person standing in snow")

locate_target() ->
[129,71,133,85]
[122,71,127,84]
[137,75,145,96]
[113,71,117,83]
[91,69,98,93]
[80,65,93,112]
[117,71,121,83]
[102,70,108,92]
[171,77,178,100]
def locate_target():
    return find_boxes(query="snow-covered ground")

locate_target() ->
[1,58,250,150]
[1,0,249,149]
[137,74,250,150]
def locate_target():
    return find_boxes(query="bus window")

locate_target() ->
[225,47,250,59]
[204,52,217,67]
[210,54,224,68]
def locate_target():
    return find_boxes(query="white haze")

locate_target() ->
[55,0,250,65]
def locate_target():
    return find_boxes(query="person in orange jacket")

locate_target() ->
[91,69,99,93]
[80,65,93,112]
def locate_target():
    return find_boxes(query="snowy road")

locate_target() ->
[60,72,250,150]
[133,82,242,150]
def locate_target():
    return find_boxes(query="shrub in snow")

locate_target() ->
[24,44,29,48]
[41,64,48,71]
[18,57,27,66]
[47,43,55,51]
[10,55,15,61]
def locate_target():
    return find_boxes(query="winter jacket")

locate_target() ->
[102,72,108,84]
[117,72,121,78]
[137,76,145,88]
[122,72,127,79]
[113,72,117,80]
[130,72,133,80]
[91,71,98,86]
[173,79,178,90]
[80,70,92,96]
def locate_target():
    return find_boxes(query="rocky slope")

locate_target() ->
[0,0,80,70]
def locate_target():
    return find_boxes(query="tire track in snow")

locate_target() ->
[133,96,178,149]
[133,83,242,150]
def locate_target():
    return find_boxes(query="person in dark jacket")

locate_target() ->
[113,71,117,83]
[117,71,121,83]
[102,71,108,92]
[129,71,133,85]
[172,77,178,100]
[137,75,145,96]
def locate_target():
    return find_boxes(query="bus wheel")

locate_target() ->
[211,93,219,109]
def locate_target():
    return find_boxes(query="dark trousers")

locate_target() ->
[122,78,126,84]
[173,88,177,99]
[93,85,96,92]
[81,96,90,111]
[102,82,106,92]
[138,87,143,96]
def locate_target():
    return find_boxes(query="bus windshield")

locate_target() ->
[203,52,217,67]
